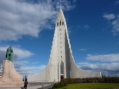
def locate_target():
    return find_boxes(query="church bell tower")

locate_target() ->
[28,8,101,83]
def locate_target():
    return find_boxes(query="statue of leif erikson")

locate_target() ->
[5,46,14,61]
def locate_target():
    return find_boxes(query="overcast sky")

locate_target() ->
[0,0,119,77]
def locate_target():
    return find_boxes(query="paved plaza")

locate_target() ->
[0,82,53,89]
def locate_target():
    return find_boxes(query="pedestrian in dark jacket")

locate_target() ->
[24,78,28,89]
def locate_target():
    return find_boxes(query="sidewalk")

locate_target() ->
[0,83,54,89]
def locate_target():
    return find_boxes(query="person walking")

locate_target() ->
[24,78,29,89]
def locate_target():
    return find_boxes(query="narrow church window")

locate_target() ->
[62,22,64,25]
[60,20,61,25]
[57,23,58,26]
[61,56,62,58]
[61,51,62,53]
[60,61,64,74]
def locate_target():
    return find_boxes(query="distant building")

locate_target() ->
[0,66,3,78]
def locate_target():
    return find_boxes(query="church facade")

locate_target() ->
[28,9,101,82]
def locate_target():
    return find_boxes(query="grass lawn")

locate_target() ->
[57,83,119,89]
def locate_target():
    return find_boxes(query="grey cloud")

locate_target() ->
[0,0,75,41]
[115,0,119,4]
[0,50,6,66]
[32,62,39,64]
[78,61,90,65]
[83,25,89,30]
[79,49,87,51]
[103,14,115,20]
[0,46,34,59]
[112,16,119,36]
[86,53,119,62]
[15,65,46,76]
[73,0,77,3]
[84,53,119,76]
[14,61,29,65]
[103,14,119,36]
[0,46,44,76]
[0,46,33,67]
[78,62,119,76]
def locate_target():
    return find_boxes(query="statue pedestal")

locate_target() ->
[0,60,24,87]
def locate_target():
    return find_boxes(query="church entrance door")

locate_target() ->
[60,75,64,80]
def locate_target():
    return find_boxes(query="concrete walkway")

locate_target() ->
[0,83,54,89]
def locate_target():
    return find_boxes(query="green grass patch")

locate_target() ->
[57,83,119,89]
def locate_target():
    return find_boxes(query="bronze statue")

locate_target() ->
[5,46,14,61]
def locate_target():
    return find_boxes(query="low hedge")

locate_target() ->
[52,77,119,88]
[52,80,68,89]
[62,77,119,84]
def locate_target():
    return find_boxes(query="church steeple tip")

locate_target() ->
[56,8,66,27]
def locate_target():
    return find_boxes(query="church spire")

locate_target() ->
[56,8,66,27]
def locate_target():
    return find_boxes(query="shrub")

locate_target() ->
[52,77,119,88]
[52,80,68,89]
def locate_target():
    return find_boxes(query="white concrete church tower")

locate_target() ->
[28,9,101,82]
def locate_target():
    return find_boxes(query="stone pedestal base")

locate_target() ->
[0,60,24,87]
